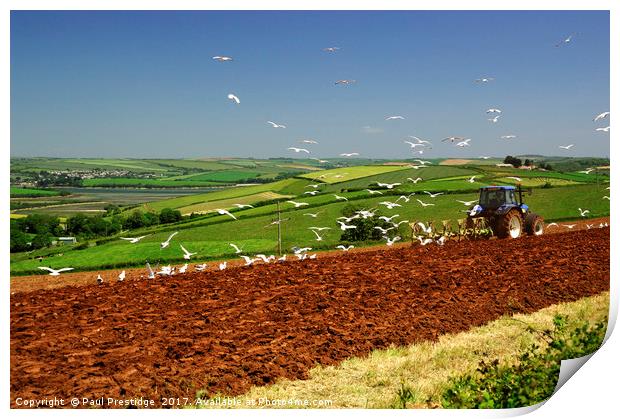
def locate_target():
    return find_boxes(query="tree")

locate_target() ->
[159,208,182,224]
[524,159,531,167]
[10,228,30,253]
[31,233,53,250]
[504,155,522,168]
[339,204,400,242]
[123,210,146,230]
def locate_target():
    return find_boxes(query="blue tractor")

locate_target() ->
[467,185,544,239]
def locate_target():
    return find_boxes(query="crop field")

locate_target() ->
[10,228,609,407]
[81,178,221,187]
[177,192,293,215]
[298,165,409,183]
[12,201,108,217]
[10,187,60,197]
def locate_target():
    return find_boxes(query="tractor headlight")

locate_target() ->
[470,204,482,216]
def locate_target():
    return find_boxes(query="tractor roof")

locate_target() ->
[480,186,516,190]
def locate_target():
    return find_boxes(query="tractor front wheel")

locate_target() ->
[525,213,544,236]
[496,210,523,239]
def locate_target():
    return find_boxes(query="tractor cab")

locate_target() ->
[473,186,528,214]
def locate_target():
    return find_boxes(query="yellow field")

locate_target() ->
[298,166,409,184]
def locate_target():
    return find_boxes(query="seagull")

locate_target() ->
[336,245,354,251]
[305,184,321,189]
[416,199,435,207]
[467,176,478,183]
[277,255,287,262]
[475,77,495,83]
[546,222,558,228]
[559,144,574,150]
[178,264,188,274]
[323,46,340,52]
[578,208,590,217]
[384,236,401,246]
[406,136,432,145]
[120,235,148,244]
[376,182,401,189]
[379,215,399,223]
[233,203,254,209]
[407,177,423,183]
[392,220,409,228]
[311,230,325,241]
[404,141,427,149]
[366,189,383,195]
[304,190,319,196]
[286,200,309,208]
[457,200,477,206]
[334,194,348,201]
[396,194,415,203]
[156,265,173,276]
[337,221,357,231]
[118,270,125,282]
[501,135,517,139]
[436,236,446,246]
[292,246,312,254]
[216,209,237,220]
[303,212,322,218]
[227,93,240,104]
[146,262,155,279]
[229,243,243,254]
[160,231,179,249]
[195,263,208,272]
[213,56,233,62]
[309,227,331,234]
[379,201,402,209]
[442,136,466,143]
[180,244,197,260]
[219,261,227,270]
[385,116,405,120]
[555,33,575,47]
[479,156,491,160]
[563,224,577,229]
[374,226,394,234]
[288,147,310,154]
[340,152,360,157]
[596,126,610,132]
[267,121,286,128]
[488,115,501,123]
[578,168,594,174]
[507,176,522,182]
[593,112,610,122]
[255,254,275,263]
[603,196,610,200]
[240,255,257,266]
[97,274,104,285]
[424,191,444,198]
[416,236,434,246]
[312,158,330,164]
[486,108,502,114]
[335,79,356,85]
[456,139,471,147]
[413,159,432,165]
[300,139,318,144]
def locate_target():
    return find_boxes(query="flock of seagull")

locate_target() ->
[36,37,610,283]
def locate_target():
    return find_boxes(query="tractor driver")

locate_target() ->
[489,190,503,208]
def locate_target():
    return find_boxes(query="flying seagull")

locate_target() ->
[457,200,477,206]
[229,243,243,254]
[286,200,309,208]
[501,135,517,139]
[323,47,340,52]
[467,176,477,183]
[559,144,574,150]
[442,136,466,143]
[335,79,356,85]
[233,203,254,209]
[486,108,502,114]
[160,231,179,249]
[303,212,322,218]
[38,267,74,276]
[507,176,522,182]
[340,152,360,157]
[424,191,444,198]
[267,121,286,128]
[311,230,325,241]
[475,77,495,83]
[555,33,575,47]
[366,189,383,195]
[416,199,435,207]
[488,115,501,123]
[407,177,423,183]
[456,139,471,147]
[227,93,240,104]
[180,245,197,260]
[595,126,610,132]
[300,139,318,144]
[337,221,357,231]
[216,209,237,220]
[334,194,348,201]
[288,147,310,154]
[336,245,354,251]
[385,115,405,120]
[120,235,148,244]
[578,208,590,217]
[212,56,233,62]
[593,112,610,122]
[376,182,401,189]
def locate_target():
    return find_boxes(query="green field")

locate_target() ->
[10,182,610,275]
[10,187,60,197]
[184,170,262,182]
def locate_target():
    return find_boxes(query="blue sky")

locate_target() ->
[10,10,610,159]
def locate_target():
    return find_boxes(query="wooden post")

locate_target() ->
[276,201,282,256]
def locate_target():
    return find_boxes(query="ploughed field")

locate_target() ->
[11,227,609,408]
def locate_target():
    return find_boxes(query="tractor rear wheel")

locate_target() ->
[496,209,523,239]
[525,213,544,236]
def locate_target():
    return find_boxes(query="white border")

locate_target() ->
[2,1,616,418]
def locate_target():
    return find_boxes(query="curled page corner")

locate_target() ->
[553,353,595,394]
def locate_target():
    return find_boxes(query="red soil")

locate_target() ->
[10,227,609,408]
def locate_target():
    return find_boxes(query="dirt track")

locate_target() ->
[10,227,609,408]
